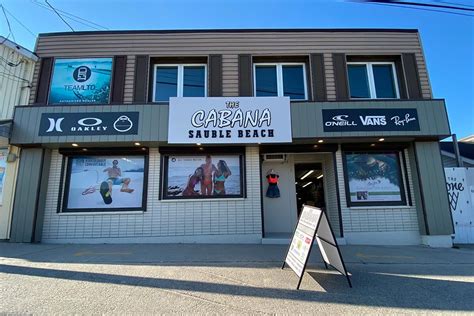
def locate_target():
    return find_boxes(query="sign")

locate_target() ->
[38,112,139,136]
[322,108,420,132]
[344,152,405,205]
[49,58,113,105]
[168,97,292,144]
[64,156,146,211]
[445,168,474,244]
[283,205,351,289]
[0,149,7,204]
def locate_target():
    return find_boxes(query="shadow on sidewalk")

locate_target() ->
[1,263,473,311]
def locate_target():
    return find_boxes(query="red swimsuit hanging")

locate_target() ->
[266,169,280,198]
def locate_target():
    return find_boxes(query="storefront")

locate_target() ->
[7,29,454,247]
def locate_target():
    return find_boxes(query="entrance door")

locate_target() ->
[262,158,297,237]
[294,163,325,217]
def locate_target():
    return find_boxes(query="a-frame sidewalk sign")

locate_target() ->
[282,204,352,289]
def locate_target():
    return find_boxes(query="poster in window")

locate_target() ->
[0,149,7,204]
[65,156,145,210]
[49,58,113,105]
[345,152,404,204]
[165,154,242,198]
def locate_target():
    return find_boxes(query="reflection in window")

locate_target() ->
[155,66,178,102]
[183,66,206,97]
[347,62,399,99]
[348,64,370,99]
[373,65,397,98]
[282,65,305,100]
[255,66,278,96]
[153,64,206,101]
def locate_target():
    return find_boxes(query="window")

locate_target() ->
[347,62,400,99]
[162,153,245,199]
[153,64,207,102]
[254,63,307,100]
[342,151,407,207]
[62,154,148,212]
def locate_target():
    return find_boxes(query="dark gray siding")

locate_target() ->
[9,148,49,242]
[11,99,450,145]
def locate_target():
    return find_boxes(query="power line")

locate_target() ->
[44,0,75,32]
[1,4,16,42]
[360,0,474,12]
[436,1,474,9]
[2,5,36,38]
[32,0,108,30]
[369,2,473,16]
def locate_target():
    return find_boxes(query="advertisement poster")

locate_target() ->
[66,156,145,210]
[165,154,241,198]
[346,153,403,203]
[0,149,7,204]
[49,58,113,105]
[286,228,314,277]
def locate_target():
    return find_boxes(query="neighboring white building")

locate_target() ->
[0,36,38,239]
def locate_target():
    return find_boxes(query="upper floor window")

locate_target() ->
[253,63,308,100]
[347,62,400,99]
[153,64,207,102]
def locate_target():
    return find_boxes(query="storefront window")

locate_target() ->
[49,57,113,105]
[162,153,244,199]
[343,151,406,207]
[347,62,399,99]
[62,155,147,212]
[153,64,206,102]
[254,63,307,100]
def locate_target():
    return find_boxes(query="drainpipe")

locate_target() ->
[452,134,463,167]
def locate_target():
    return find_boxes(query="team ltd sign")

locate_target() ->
[38,112,139,136]
[322,108,420,132]
[49,58,113,105]
[168,97,292,144]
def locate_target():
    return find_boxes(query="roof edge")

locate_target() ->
[38,28,420,37]
[0,36,38,61]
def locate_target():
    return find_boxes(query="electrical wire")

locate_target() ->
[2,5,36,38]
[351,0,474,16]
[1,5,16,42]
[32,0,108,30]
[44,0,75,32]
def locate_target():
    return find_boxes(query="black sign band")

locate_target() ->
[38,112,139,136]
[322,108,420,132]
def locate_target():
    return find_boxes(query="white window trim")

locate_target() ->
[152,64,207,102]
[253,62,308,100]
[347,61,400,99]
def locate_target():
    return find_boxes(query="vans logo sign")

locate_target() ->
[322,109,420,132]
[39,112,139,136]
[359,116,387,126]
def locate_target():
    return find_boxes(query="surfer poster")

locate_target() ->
[49,58,113,105]
[64,156,145,211]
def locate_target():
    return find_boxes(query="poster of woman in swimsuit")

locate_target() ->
[164,155,242,199]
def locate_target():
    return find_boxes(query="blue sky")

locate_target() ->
[1,0,473,138]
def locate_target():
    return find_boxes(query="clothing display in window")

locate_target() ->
[265,169,280,198]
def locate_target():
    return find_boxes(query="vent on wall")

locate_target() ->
[263,154,287,162]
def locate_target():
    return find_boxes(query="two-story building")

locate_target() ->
[8,29,453,247]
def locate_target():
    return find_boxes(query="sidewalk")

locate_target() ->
[1,243,473,314]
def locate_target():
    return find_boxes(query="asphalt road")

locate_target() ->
[1,243,473,314]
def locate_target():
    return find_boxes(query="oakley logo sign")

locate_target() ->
[78,118,102,127]
[324,115,357,127]
[46,118,64,132]
[359,116,387,126]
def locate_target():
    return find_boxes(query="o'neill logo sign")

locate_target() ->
[322,108,420,132]
[168,97,292,144]
[38,112,139,136]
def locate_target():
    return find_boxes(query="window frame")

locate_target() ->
[347,61,400,100]
[342,150,407,207]
[160,152,246,200]
[59,151,149,213]
[152,63,208,102]
[253,62,308,100]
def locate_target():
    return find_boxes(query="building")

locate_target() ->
[440,141,474,168]
[0,36,37,240]
[7,29,453,247]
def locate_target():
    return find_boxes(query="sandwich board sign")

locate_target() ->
[282,205,352,289]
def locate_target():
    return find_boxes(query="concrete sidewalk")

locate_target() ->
[1,243,473,314]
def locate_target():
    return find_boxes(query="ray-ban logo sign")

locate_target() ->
[39,112,139,136]
[322,108,420,132]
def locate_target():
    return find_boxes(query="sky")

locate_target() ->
[1,0,473,139]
